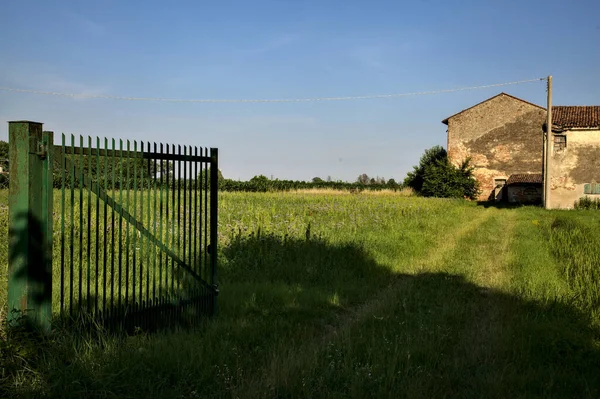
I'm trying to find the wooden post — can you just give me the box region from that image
[7,121,54,332]
[544,76,553,209]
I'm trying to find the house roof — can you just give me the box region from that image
[553,106,600,129]
[442,92,600,130]
[507,173,543,185]
[441,92,545,125]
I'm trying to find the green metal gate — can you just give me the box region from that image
[7,121,219,332]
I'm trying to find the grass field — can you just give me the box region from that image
[2,189,600,398]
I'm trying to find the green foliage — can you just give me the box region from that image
[0,141,8,189]
[404,146,448,192]
[574,196,600,210]
[197,167,224,189]
[52,155,163,190]
[405,146,480,200]
[0,174,7,190]
[0,140,8,163]
[219,175,399,193]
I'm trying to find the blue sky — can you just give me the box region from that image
[1,0,599,181]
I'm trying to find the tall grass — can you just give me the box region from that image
[1,190,600,398]
[549,213,600,323]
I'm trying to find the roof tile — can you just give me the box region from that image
[553,106,600,129]
[507,174,543,185]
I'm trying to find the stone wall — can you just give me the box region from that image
[507,185,543,204]
[446,94,546,200]
[549,129,600,209]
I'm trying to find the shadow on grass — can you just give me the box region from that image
[476,200,540,209]
[3,230,600,398]
[263,271,600,399]
[219,229,395,319]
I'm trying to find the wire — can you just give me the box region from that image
[0,77,546,104]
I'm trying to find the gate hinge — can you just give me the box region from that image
[33,143,48,159]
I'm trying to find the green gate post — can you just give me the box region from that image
[7,121,54,333]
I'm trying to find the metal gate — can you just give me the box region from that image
[7,121,218,332]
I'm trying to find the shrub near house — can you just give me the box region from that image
[404,146,480,200]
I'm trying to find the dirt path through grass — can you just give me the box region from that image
[234,207,498,397]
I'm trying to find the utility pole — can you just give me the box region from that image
[544,76,553,209]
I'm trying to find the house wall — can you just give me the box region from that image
[549,129,600,209]
[507,185,543,204]
[446,95,546,200]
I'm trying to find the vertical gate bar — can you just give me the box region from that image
[118,139,123,313]
[172,145,183,298]
[188,147,194,300]
[139,142,144,306]
[146,145,152,305]
[95,137,100,315]
[80,136,92,313]
[182,146,187,292]
[103,138,109,317]
[188,148,193,270]
[193,147,198,277]
[69,134,75,316]
[110,138,116,313]
[125,140,131,308]
[152,142,157,300]
[162,143,167,300]
[204,148,208,283]
[41,130,54,330]
[172,144,176,300]
[132,140,138,308]
[60,134,66,315]
[199,148,204,281]
[210,148,218,314]
[86,136,92,314]
[78,135,84,313]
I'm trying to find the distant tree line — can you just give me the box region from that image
[216,174,402,193]
[1,139,480,200]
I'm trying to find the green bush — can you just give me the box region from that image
[574,197,600,210]
[404,146,479,200]
[0,173,7,190]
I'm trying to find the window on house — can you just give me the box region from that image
[584,183,600,195]
[554,135,566,152]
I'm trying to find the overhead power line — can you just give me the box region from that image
[0,77,546,104]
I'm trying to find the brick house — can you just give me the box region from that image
[442,93,545,202]
[442,93,600,208]
[548,106,600,208]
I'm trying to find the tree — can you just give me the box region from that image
[386,178,399,189]
[197,167,224,189]
[312,177,324,183]
[404,146,448,192]
[249,175,270,192]
[404,146,479,200]
[0,140,8,171]
[357,174,370,184]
